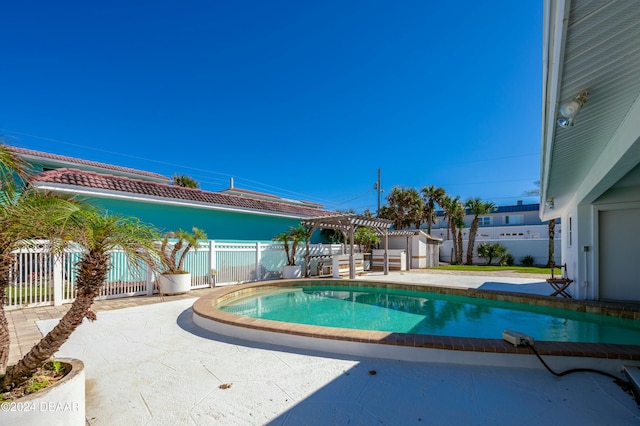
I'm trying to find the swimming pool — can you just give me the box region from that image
[218,285,640,345]
[192,280,640,371]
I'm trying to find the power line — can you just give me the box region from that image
[1,128,541,209]
[1,128,337,204]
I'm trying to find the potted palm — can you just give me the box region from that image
[273,225,308,279]
[158,227,207,294]
[0,145,164,423]
[354,226,380,270]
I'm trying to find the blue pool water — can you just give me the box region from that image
[219,285,640,345]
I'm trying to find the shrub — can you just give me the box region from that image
[521,255,535,267]
[477,242,507,265]
[500,253,514,266]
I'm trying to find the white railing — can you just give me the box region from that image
[5,241,348,310]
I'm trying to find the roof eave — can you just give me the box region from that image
[20,153,170,184]
[32,182,315,220]
[540,0,571,221]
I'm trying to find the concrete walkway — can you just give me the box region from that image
[8,271,640,425]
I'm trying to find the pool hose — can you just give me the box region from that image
[524,341,627,382]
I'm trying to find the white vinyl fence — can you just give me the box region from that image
[5,241,346,310]
[439,238,561,266]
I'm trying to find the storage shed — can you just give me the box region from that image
[373,230,441,271]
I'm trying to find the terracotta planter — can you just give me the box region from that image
[4,358,85,425]
[157,273,191,294]
[282,265,302,279]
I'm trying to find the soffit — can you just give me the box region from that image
[543,0,640,215]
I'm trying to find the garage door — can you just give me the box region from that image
[599,208,640,302]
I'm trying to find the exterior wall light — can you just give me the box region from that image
[557,89,590,128]
[545,198,555,209]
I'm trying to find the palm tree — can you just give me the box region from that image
[0,145,90,374]
[354,226,380,254]
[173,174,199,189]
[477,242,507,266]
[421,185,445,235]
[2,210,162,391]
[464,198,496,265]
[160,227,207,273]
[382,187,423,230]
[273,225,309,266]
[452,203,465,264]
[440,196,464,263]
[407,188,424,229]
[0,145,25,372]
[439,195,453,240]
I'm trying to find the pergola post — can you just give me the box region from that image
[384,228,389,275]
[304,224,316,278]
[349,224,355,279]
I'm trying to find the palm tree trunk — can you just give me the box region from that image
[456,229,463,264]
[547,220,556,268]
[0,252,14,373]
[466,218,479,265]
[2,250,108,392]
[450,222,458,263]
[0,286,9,374]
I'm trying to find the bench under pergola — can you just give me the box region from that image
[300,214,393,279]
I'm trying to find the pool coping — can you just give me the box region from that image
[192,279,640,362]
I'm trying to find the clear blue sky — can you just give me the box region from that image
[1,1,543,212]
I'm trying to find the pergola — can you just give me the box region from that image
[300,214,393,279]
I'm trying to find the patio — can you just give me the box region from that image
[7,271,640,424]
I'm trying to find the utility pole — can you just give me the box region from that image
[374,168,382,217]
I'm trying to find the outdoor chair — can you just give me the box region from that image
[546,263,573,298]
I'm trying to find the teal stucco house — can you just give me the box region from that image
[12,146,332,242]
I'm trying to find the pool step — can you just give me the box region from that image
[623,366,640,401]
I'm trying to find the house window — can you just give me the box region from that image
[479,216,491,226]
[504,215,523,225]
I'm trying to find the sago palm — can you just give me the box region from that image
[2,210,161,391]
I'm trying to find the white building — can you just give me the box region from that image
[540,1,640,301]
[430,202,561,265]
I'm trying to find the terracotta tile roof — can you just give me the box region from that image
[32,168,336,218]
[8,146,169,181]
[218,187,324,209]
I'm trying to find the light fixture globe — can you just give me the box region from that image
[556,89,590,129]
[559,100,581,118]
[557,117,574,128]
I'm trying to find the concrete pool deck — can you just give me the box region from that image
[8,271,640,424]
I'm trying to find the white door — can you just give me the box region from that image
[599,208,640,301]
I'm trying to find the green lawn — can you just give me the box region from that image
[432,264,561,275]
[7,282,76,305]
